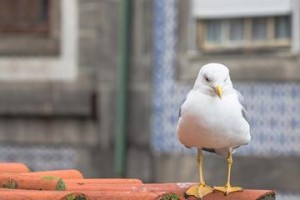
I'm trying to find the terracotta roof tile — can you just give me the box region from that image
[0,163,275,200]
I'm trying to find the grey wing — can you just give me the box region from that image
[178,96,187,118]
[178,98,191,149]
[179,108,182,118]
[178,90,195,118]
[235,89,249,123]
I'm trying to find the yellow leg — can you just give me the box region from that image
[214,151,243,195]
[185,149,213,199]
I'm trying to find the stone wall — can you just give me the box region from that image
[69,0,154,179]
[0,0,154,180]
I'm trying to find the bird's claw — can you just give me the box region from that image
[213,185,243,195]
[185,184,213,199]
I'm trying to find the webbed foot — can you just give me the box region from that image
[185,184,213,199]
[213,185,243,195]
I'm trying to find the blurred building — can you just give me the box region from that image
[0,0,154,179]
[0,0,299,199]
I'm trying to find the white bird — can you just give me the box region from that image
[177,63,251,199]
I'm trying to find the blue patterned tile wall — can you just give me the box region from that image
[0,145,76,170]
[152,0,300,156]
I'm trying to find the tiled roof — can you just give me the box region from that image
[0,163,275,199]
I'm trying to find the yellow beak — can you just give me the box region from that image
[214,85,223,98]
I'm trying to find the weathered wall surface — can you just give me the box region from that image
[0,0,154,180]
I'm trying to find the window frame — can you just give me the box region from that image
[0,0,59,56]
[198,16,291,53]
[176,0,300,82]
[185,0,300,56]
[0,0,78,81]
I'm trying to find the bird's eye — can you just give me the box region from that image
[224,77,228,82]
[204,75,210,82]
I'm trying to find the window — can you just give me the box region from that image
[0,0,77,81]
[0,0,59,56]
[198,16,291,52]
[0,0,50,34]
[177,0,300,81]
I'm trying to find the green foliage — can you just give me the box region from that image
[2,179,17,189]
[65,194,76,200]
[159,193,180,200]
[42,176,66,191]
[42,176,58,180]
[56,178,66,191]
[259,194,276,200]
[64,193,87,200]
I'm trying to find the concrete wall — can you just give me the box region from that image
[85,0,154,180]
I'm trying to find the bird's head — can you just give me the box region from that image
[194,63,233,99]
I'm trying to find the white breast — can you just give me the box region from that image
[177,91,250,149]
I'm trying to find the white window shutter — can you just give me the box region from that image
[192,0,292,19]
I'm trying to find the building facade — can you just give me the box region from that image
[0,0,153,180]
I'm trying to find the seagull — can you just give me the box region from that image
[177,63,251,199]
